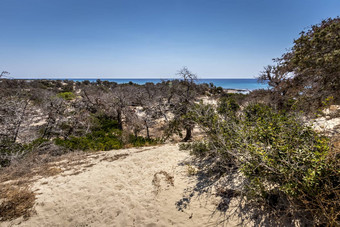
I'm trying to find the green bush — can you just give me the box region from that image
[54,133,160,151]
[55,134,122,151]
[54,116,123,151]
[189,102,339,225]
[57,92,76,101]
[241,104,339,225]
[0,139,23,167]
[178,143,192,151]
[54,116,160,151]
[178,141,211,157]
[217,96,240,116]
[258,17,340,112]
[92,115,120,133]
[241,104,331,194]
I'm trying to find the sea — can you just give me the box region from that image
[62,78,267,90]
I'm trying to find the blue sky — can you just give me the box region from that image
[1,0,339,78]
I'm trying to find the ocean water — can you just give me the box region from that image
[67,78,267,90]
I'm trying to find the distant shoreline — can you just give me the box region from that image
[11,78,267,90]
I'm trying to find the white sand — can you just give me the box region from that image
[2,145,242,227]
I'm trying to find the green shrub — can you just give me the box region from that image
[57,92,76,101]
[0,139,23,167]
[189,102,339,225]
[128,135,160,147]
[241,104,330,192]
[54,134,122,151]
[178,143,192,151]
[241,104,339,225]
[54,115,159,151]
[54,116,123,151]
[217,96,240,116]
[178,141,210,156]
[92,115,120,133]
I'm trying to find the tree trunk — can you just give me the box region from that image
[13,100,29,143]
[117,109,123,130]
[183,127,192,142]
[146,124,150,139]
[167,94,173,104]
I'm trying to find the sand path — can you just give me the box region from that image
[3,144,240,227]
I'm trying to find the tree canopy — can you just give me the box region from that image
[259,17,340,110]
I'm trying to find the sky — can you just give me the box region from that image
[0,0,339,79]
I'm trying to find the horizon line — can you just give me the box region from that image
[11,77,257,80]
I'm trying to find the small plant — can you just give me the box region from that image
[186,164,197,176]
[189,141,210,157]
[178,143,192,150]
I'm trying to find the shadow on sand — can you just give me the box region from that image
[175,156,311,227]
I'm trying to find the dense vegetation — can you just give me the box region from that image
[183,98,339,225]
[0,69,211,167]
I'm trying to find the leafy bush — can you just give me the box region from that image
[189,102,339,225]
[217,96,240,117]
[240,104,339,224]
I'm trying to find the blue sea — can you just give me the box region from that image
[66,78,267,90]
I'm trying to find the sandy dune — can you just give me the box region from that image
[2,144,241,227]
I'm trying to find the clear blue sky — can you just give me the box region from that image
[1,0,339,78]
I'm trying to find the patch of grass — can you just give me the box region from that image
[128,135,160,147]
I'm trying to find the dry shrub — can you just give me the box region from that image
[0,184,35,221]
